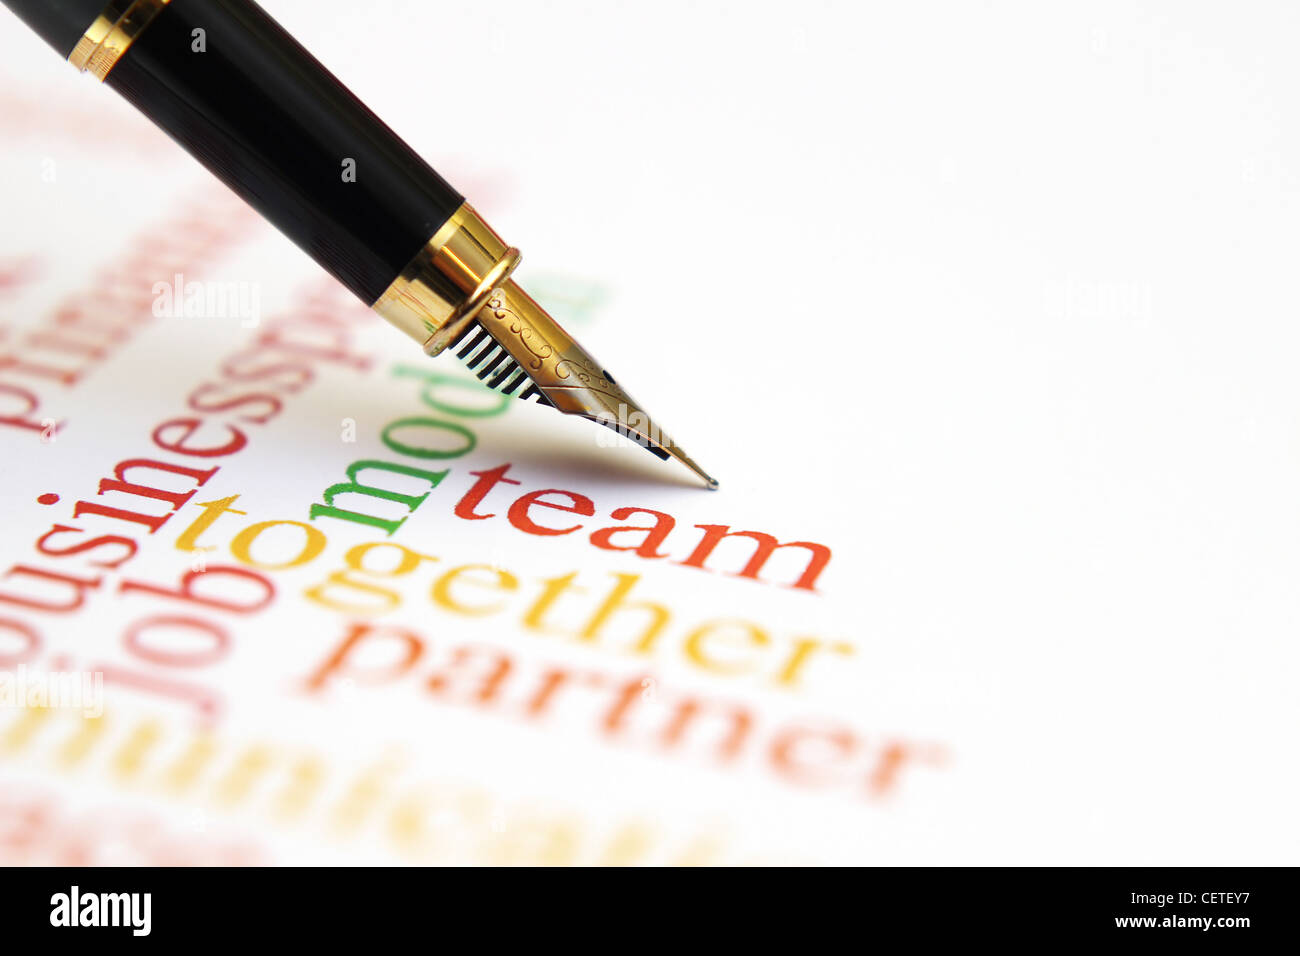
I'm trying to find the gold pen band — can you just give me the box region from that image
[373,203,522,356]
[69,0,172,81]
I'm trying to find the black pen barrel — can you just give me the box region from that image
[2,0,106,56]
[4,0,464,305]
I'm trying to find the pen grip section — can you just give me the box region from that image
[104,0,463,304]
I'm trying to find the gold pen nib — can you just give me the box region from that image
[440,278,718,489]
[373,204,715,487]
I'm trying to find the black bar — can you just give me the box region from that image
[0,866,1292,943]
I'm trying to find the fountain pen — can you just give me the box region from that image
[1,0,717,487]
